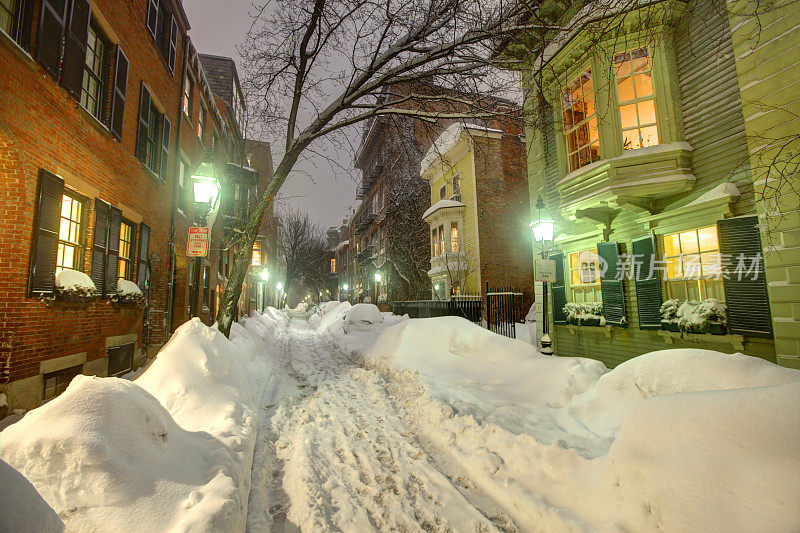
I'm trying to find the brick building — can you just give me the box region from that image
[0,0,273,411]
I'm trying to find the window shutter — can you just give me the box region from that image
[109,47,128,139]
[137,223,150,290]
[718,216,773,337]
[90,199,109,294]
[632,235,662,329]
[105,206,121,295]
[146,0,158,38]
[168,17,178,73]
[135,83,151,161]
[36,0,69,78]
[597,241,627,327]
[550,252,568,325]
[127,222,137,280]
[160,115,171,179]
[60,0,91,99]
[29,170,64,295]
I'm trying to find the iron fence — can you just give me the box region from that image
[389,293,482,323]
[486,284,524,338]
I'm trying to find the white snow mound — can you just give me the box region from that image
[116,279,142,296]
[55,268,96,292]
[342,303,384,334]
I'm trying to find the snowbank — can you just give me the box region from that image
[1,459,64,532]
[360,317,800,532]
[55,268,96,293]
[342,303,383,334]
[0,318,272,532]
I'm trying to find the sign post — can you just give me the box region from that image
[187,227,210,257]
[534,258,556,283]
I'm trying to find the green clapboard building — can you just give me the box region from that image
[519,0,799,368]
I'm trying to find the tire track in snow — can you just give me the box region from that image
[248,319,515,532]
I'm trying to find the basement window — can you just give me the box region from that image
[107,343,134,377]
[42,364,83,402]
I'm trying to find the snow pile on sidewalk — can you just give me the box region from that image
[314,302,407,355]
[0,318,273,532]
[363,317,800,532]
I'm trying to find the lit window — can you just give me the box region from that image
[331,258,336,273]
[432,228,438,257]
[118,220,135,281]
[56,192,85,273]
[438,225,445,256]
[662,226,723,301]
[562,70,600,172]
[183,73,193,116]
[251,241,262,266]
[450,222,459,253]
[615,47,659,150]
[81,23,108,121]
[569,249,601,302]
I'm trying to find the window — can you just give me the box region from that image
[144,105,160,171]
[183,72,193,116]
[43,364,83,402]
[80,22,108,121]
[562,70,599,172]
[331,258,336,273]
[107,343,134,376]
[178,160,186,214]
[146,0,177,72]
[569,249,601,302]
[1,0,29,47]
[438,224,445,256]
[662,226,723,301]
[56,191,86,273]
[198,104,206,139]
[251,241,262,266]
[452,174,461,201]
[439,185,447,200]
[431,227,438,257]
[202,265,210,309]
[118,220,135,281]
[450,222,459,253]
[615,47,659,150]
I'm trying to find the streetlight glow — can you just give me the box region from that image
[260,269,269,281]
[343,283,349,291]
[277,282,283,291]
[190,161,221,208]
[374,272,382,283]
[530,195,555,243]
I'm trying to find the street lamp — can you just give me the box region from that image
[530,196,555,355]
[190,159,221,225]
[260,269,269,281]
[373,271,382,305]
[342,283,349,291]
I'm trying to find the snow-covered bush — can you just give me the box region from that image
[54,269,97,300]
[659,298,680,322]
[674,299,728,334]
[113,279,144,305]
[563,302,604,326]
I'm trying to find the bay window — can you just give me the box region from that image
[615,47,659,150]
[562,69,599,172]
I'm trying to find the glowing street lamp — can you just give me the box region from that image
[260,269,269,281]
[276,282,283,292]
[529,196,555,244]
[342,283,349,291]
[190,159,221,224]
[374,271,382,283]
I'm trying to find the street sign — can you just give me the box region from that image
[535,258,557,283]
[187,227,210,257]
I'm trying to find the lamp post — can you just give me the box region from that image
[530,196,555,355]
[373,271,381,305]
[276,281,283,308]
[190,160,221,227]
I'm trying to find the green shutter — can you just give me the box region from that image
[110,48,128,140]
[718,217,773,337]
[597,241,627,327]
[35,0,68,78]
[550,252,567,325]
[135,83,151,162]
[29,170,64,295]
[136,223,150,290]
[105,206,122,296]
[632,235,662,329]
[90,199,109,294]
[60,0,91,99]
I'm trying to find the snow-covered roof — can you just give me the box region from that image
[420,123,503,176]
[334,240,350,252]
[686,183,740,207]
[422,199,466,220]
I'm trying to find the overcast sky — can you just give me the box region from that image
[183,0,359,230]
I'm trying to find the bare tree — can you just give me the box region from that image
[212,0,542,336]
[278,209,329,302]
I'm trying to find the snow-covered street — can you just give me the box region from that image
[2,302,799,532]
[246,318,514,532]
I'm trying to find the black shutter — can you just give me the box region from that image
[105,206,121,295]
[632,235,663,330]
[168,17,178,73]
[29,170,64,295]
[137,223,150,290]
[598,241,627,327]
[60,0,91,99]
[160,115,171,179]
[146,0,158,38]
[135,83,151,161]
[718,217,773,337]
[127,222,137,280]
[36,0,69,78]
[90,199,109,294]
[550,252,568,325]
[110,48,128,139]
